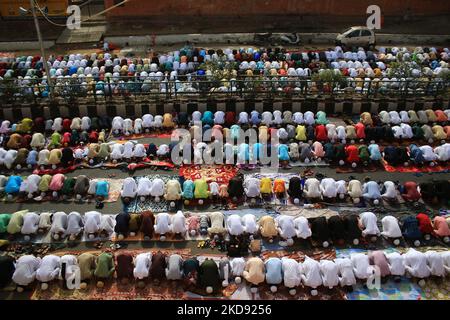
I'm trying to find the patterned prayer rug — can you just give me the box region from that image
[179,165,238,184]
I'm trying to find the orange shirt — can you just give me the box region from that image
[273,179,286,194]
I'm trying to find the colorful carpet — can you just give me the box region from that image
[179,165,239,184]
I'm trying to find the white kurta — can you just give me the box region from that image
[320,178,337,198]
[281,257,301,288]
[21,212,40,235]
[100,215,115,235]
[154,212,171,235]
[150,178,165,197]
[294,217,312,239]
[351,253,373,279]
[50,212,68,235]
[335,258,356,286]
[36,255,61,282]
[385,252,405,276]
[242,214,258,234]
[121,177,137,198]
[382,181,397,199]
[171,211,186,234]
[425,251,445,277]
[244,177,260,198]
[227,214,244,236]
[381,216,402,238]
[304,178,321,198]
[84,211,101,234]
[66,212,84,236]
[320,260,339,288]
[404,248,431,278]
[360,212,380,236]
[276,215,296,239]
[300,256,322,288]
[134,252,152,279]
[137,178,152,196]
[231,258,246,276]
[12,255,41,286]
[20,175,41,194]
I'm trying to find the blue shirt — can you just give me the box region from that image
[368,144,382,161]
[201,111,214,126]
[26,150,38,165]
[252,143,263,161]
[183,180,195,199]
[5,176,22,194]
[363,181,381,199]
[238,143,250,161]
[95,180,109,197]
[250,111,261,125]
[230,125,241,140]
[278,144,290,161]
[265,258,283,285]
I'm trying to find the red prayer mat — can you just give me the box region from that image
[179,165,239,184]
[382,160,450,173]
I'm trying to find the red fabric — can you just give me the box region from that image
[127,161,174,171]
[179,164,238,185]
[62,118,72,132]
[444,126,450,139]
[21,134,32,148]
[402,181,421,201]
[416,213,434,235]
[355,122,366,139]
[62,132,71,145]
[225,112,236,127]
[89,131,99,143]
[315,124,328,141]
[383,160,450,173]
[345,145,360,163]
[435,110,448,122]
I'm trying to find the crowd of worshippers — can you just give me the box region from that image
[1,170,449,207]
[0,45,449,97]
[2,207,450,249]
[1,247,450,295]
[1,109,450,170]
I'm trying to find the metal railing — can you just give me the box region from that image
[0,76,449,105]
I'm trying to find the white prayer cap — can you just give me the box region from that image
[105,59,113,67]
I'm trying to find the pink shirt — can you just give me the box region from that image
[49,174,65,191]
[368,250,390,277]
[433,216,450,237]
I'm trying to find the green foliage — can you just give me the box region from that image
[388,62,413,78]
[311,69,346,86]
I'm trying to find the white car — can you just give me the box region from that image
[336,26,376,49]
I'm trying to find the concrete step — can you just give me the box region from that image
[56,25,106,44]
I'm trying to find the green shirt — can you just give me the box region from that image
[0,214,12,233]
[7,210,28,234]
[94,253,115,279]
[194,179,209,199]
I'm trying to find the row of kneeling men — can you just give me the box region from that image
[2,248,450,295]
[2,210,449,246]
